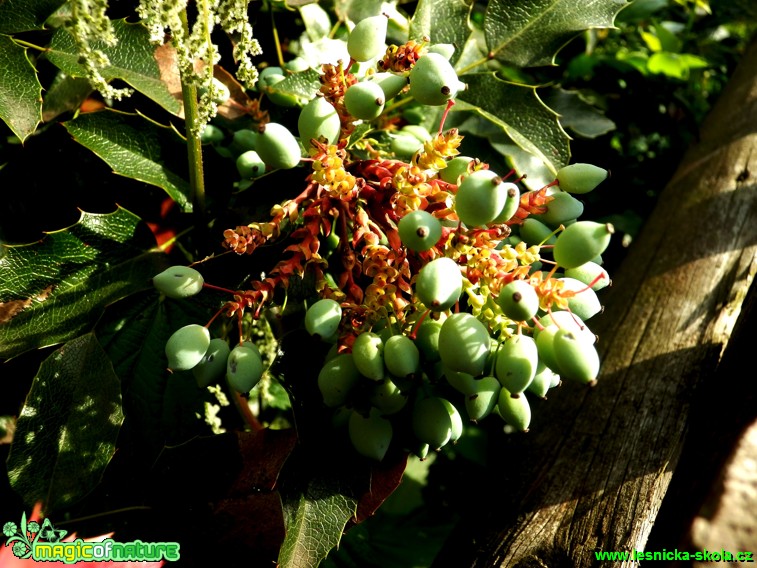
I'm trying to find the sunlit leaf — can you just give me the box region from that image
[0,37,42,141]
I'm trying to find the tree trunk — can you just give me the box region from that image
[432,37,757,568]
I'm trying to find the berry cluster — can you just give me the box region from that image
[156,16,614,461]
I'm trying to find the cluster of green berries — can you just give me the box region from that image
[167,15,615,461]
[153,266,265,393]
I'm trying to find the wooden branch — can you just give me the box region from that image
[433,37,757,568]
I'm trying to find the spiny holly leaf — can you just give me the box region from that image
[0,36,42,141]
[262,68,322,104]
[42,72,93,123]
[0,207,166,359]
[46,19,182,116]
[0,0,66,33]
[6,333,124,514]
[279,476,358,568]
[484,0,628,67]
[456,72,570,173]
[409,0,472,65]
[63,110,192,212]
[543,88,617,139]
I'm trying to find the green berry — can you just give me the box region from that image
[347,15,388,62]
[408,52,466,106]
[455,170,510,228]
[497,279,539,322]
[165,324,211,371]
[236,150,266,179]
[344,81,386,121]
[552,328,600,385]
[465,376,501,422]
[226,343,265,393]
[352,331,385,381]
[365,72,407,100]
[304,298,342,341]
[556,163,609,194]
[193,338,231,387]
[553,221,614,269]
[438,312,491,377]
[318,353,360,407]
[440,156,475,184]
[255,122,302,170]
[153,265,204,299]
[349,407,393,461]
[383,334,420,379]
[497,386,531,431]
[494,335,539,396]
[298,97,342,147]
[535,191,584,226]
[415,257,462,311]
[398,210,442,252]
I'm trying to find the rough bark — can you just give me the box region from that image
[432,37,757,568]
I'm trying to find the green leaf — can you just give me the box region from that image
[456,72,570,173]
[0,207,166,359]
[409,0,472,64]
[0,0,66,33]
[279,476,358,568]
[646,51,689,79]
[0,37,42,141]
[62,110,192,211]
[543,88,616,139]
[6,333,124,513]
[46,19,182,116]
[484,0,628,67]
[41,71,93,123]
[264,68,322,103]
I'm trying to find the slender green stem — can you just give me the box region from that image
[178,11,207,226]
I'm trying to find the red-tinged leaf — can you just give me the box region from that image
[353,451,410,525]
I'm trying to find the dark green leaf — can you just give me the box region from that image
[279,476,358,568]
[47,19,182,115]
[409,0,472,64]
[0,207,166,359]
[0,0,66,33]
[484,0,628,67]
[0,37,42,141]
[62,110,192,211]
[6,333,124,513]
[543,88,616,139]
[41,72,93,123]
[456,72,570,172]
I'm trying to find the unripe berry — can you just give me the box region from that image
[553,221,614,269]
[415,257,463,311]
[344,81,385,121]
[236,150,266,179]
[153,265,204,299]
[491,183,521,224]
[519,217,557,246]
[255,122,302,170]
[165,324,211,371]
[413,317,443,362]
[369,379,408,415]
[318,353,360,407]
[304,298,342,341]
[412,396,458,450]
[552,329,600,385]
[494,335,539,396]
[455,170,510,228]
[390,132,424,159]
[497,386,531,431]
[465,375,501,422]
[298,97,341,147]
[564,261,611,291]
[352,331,385,381]
[535,191,584,226]
[349,407,393,461]
[398,210,442,252]
[408,53,466,106]
[556,163,608,194]
[557,277,602,321]
[438,312,491,377]
[226,343,265,393]
[440,156,475,184]
[497,279,539,322]
[193,338,231,387]
[347,15,388,62]
[383,334,420,379]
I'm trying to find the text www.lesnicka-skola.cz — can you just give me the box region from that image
[594,549,754,562]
